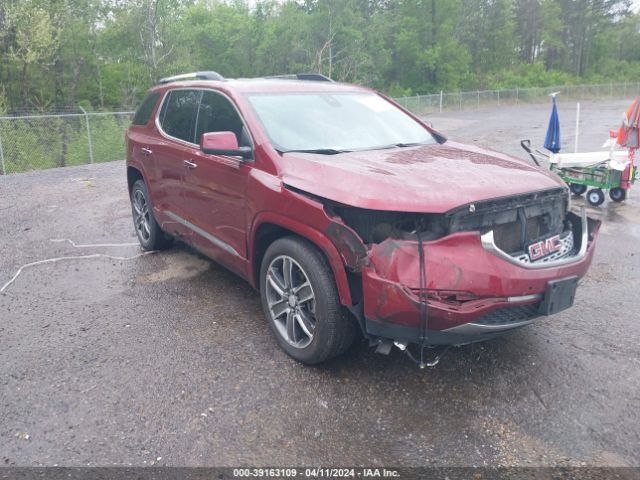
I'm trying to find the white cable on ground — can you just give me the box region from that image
[50,238,140,248]
[1,251,155,293]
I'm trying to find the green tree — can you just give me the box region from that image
[3,0,60,106]
[0,0,639,111]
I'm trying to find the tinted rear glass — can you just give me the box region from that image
[158,90,200,142]
[132,92,160,126]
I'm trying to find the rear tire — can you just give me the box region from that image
[130,180,173,251]
[569,183,587,195]
[609,187,627,202]
[259,236,356,364]
[586,188,605,206]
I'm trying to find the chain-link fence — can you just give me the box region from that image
[1,82,640,175]
[394,82,640,116]
[0,110,134,175]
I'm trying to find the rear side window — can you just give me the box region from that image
[132,92,160,126]
[158,90,201,143]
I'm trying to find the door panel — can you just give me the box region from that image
[147,138,194,237]
[185,151,250,260]
[181,90,251,268]
[149,89,200,237]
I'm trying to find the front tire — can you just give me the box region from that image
[259,236,356,364]
[130,180,173,251]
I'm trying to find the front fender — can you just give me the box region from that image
[249,211,354,306]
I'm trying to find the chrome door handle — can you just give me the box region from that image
[183,159,198,169]
[141,147,153,155]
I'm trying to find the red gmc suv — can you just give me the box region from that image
[126,71,600,364]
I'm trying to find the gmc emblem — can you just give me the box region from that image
[528,234,562,261]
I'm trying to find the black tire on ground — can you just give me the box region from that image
[130,180,173,251]
[569,183,587,195]
[259,236,356,364]
[586,188,605,207]
[609,187,627,202]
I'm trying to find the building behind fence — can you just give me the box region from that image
[1,82,639,175]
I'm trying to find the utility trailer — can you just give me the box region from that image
[521,136,637,206]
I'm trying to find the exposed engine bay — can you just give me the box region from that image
[325,187,570,257]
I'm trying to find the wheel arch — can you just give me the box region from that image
[127,165,145,194]
[250,215,354,306]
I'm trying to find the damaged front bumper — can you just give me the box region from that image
[362,208,601,345]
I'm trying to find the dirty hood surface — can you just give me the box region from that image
[279,141,564,213]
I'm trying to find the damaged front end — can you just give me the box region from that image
[322,187,601,347]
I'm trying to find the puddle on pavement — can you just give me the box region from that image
[601,201,640,235]
[571,195,640,237]
[134,251,210,284]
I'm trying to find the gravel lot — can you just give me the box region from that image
[1,100,638,468]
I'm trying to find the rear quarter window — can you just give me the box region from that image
[132,92,160,126]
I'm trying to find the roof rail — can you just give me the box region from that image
[158,71,224,84]
[264,73,334,82]
[296,73,334,82]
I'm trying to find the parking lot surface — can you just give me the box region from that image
[1,100,638,467]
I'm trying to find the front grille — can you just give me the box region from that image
[492,216,554,254]
[448,188,568,254]
[514,231,574,264]
[474,303,541,326]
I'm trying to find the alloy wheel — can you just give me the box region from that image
[132,189,151,242]
[265,255,316,348]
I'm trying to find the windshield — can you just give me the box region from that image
[246,92,435,152]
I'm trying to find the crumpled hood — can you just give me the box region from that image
[279,140,564,213]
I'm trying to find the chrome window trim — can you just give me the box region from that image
[480,206,589,270]
[155,87,254,153]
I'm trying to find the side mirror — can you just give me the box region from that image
[200,131,252,159]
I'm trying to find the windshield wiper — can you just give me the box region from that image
[281,143,425,155]
[368,142,427,151]
[281,148,350,155]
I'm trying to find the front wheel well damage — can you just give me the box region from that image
[253,223,291,287]
[252,222,365,333]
